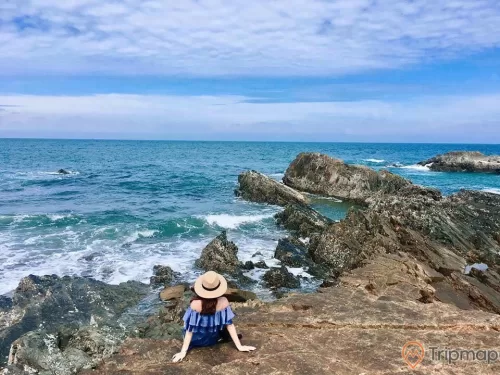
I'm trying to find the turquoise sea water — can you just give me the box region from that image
[1,139,500,296]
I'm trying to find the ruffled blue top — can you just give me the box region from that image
[182,306,235,349]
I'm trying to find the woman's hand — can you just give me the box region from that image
[238,345,256,352]
[172,351,187,363]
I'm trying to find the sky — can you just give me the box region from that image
[1,0,500,143]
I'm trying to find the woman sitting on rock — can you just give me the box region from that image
[172,271,256,362]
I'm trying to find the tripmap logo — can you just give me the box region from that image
[402,341,425,369]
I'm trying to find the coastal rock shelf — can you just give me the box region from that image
[418,151,500,173]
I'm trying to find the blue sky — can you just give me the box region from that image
[1,0,500,142]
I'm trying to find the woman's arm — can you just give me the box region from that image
[226,324,256,352]
[172,330,193,362]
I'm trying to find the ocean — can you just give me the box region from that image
[1,139,499,297]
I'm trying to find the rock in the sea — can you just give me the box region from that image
[253,261,269,269]
[274,238,309,268]
[57,169,71,175]
[241,261,255,270]
[283,152,413,204]
[224,288,258,303]
[418,151,500,173]
[275,203,332,237]
[150,265,176,286]
[235,170,308,206]
[0,275,148,367]
[262,266,300,289]
[195,231,240,274]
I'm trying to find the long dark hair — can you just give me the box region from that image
[190,287,218,315]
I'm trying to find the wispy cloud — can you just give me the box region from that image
[2,0,500,76]
[1,93,499,142]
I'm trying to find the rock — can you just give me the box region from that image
[283,152,416,204]
[241,261,255,271]
[0,296,12,311]
[159,285,186,301]
[150,265,176,286]
[418,151,500,173]
[274,238,309,268]
[83,285,500,375]
[275,203,332,237]
[235,170,308,206]
[7,325,124,375]
[253,261,269,269]
[57,169,70,175]
[195,231,240,275]
[224,288,258,303]
[0,275,148,367]
[262,266,300,289]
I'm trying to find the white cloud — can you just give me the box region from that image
[1,93,499,142]
[1,0,500,76]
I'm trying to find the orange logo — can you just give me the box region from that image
[402,341,425,369]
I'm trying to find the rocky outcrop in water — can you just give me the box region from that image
[275,203,332,237]
[57,169,70,175]
[418,151,500,173]
[195,231,240,275]
[1,275,149,371]
[283,152,417,204]
[150,265,177,286]
[235,170,308,206]
[262,266,300,289]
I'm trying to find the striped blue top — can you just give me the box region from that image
[182,306,235,348]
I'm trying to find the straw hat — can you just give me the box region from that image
[194,271,228,299]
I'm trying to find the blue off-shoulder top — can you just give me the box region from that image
[182,306,235,349]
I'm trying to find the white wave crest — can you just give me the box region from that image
[124,229,159,243]
[400,164,431,171]
[203,213,274,229]
[483,188,500,195]
[363,158,385,163]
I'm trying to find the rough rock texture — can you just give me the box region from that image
[0,275,149,367]
[262,267,300,289]
[283,152,438,204]
[82,283,500,375]
[150,265,177,286]
[275,203,332,237]
[274,238,309,268]
[419,151,500,173]
[235,170,308,206]
[309,188,500,313]
[195,231,240,275]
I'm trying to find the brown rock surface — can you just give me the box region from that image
[235,170,308,206]
[283,152,418,204]
[82,285,500,375]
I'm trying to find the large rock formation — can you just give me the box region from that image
[235,170,308,206]
[83,278,500,375]
[262,266,301,289]
[275,203,332,237]
[1,275,149,371]
[195,231,241,275]
[283,152,431,204]
[419,151,500,173]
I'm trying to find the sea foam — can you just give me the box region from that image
[363,158,385,163]
[483,188,500,195]
[203,213,274,229]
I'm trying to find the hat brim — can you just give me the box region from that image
[193,273,228,299]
